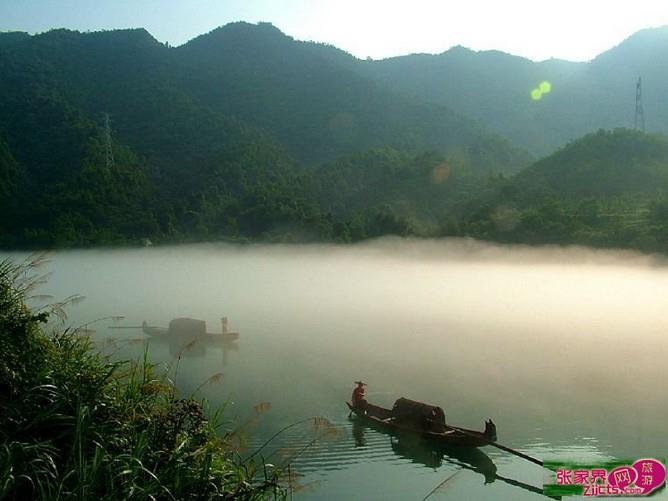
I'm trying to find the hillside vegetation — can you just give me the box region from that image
[359,27,668,155]
[2,25,668,253]
[0,24,531,247]
[461,129,668,251]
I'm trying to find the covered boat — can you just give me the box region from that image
[142,317,239,340]
[346,397,496,448]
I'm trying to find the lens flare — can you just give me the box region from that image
[530,80,552,101]
[539,81,552,93]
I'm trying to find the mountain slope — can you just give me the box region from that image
[358,27,668,156]
[5,25,668,251]
[0,31,31,48]
[2,25,531,176]
[461,129,668,251]
[514,128,668,198]
[173,22,531,172]
[0,30,325,246]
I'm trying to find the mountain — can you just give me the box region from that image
[0,28,325,245]
[513,128,668,198]
[357,27,668,156]
[3,24,668,252]
[312,148,501,239]
[0,24,532,247]
[172,22,531,172]
[0,25,530,176]
[0,31,30,48]
[0,135,20,203]
[461,129,668,251]
[0,48,158,246]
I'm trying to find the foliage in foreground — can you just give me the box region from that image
[0,257,283,500]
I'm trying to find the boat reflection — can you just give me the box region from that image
[108,316,240,364]
[352,419,496,481]
[351,419,559,499]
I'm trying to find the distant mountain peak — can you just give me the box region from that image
[223,21,283,33]
[89,28,160,45]
[0,31,31,48]
[31,27,161,50]
[182,21,291,48]
[623,25,668,43]
[447,44,473,53]
[594,25,668,64]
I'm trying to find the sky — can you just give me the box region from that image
[1,0,668,61]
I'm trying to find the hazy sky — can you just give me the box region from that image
[1,0,667,61]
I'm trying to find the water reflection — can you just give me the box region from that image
[352,419,496,478]
[351,419,561,499]
[108,316,240,364]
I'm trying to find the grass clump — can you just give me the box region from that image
[0,257,283,500]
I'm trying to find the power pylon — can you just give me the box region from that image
[103,112,115,168]
[634,77,645,132]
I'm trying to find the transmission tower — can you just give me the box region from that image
[634,77,645,132]
[103,112,115,168]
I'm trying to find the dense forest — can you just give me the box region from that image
[461,129,668,252]
[1,24,668,252]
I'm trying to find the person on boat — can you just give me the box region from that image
[351,381,367,409]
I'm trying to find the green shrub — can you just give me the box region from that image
[0,257,283,500]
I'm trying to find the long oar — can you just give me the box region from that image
[495,472,561,500]
[447,425,544,467]
[439,455,561,500]
[421,470,461,500]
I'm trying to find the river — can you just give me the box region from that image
[6,238,667,500]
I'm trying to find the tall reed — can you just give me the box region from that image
[0,256,284,500]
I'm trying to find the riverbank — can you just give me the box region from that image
[0,256,283,500]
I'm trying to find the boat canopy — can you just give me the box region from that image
[392,397,446,432]
[168,318,206,336]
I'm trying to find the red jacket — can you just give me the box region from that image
[352,386,365,404]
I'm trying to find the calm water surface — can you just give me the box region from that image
[6,239,667,500]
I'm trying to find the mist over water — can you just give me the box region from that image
[8,238,667,500]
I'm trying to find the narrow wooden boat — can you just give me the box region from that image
[142,317,239,341]
[346,399,496,449]
[349,407,556,498]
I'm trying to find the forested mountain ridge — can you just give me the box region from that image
[0,53,158,246]
[358,26,668,156]
[172,22,530,170]
[462,129,668,251]
[0,31,30,48]
[0,24,530,174]
[0,27,325,245]
[514,128,668,198]
[2,24,668,253]
[0,23,531,247]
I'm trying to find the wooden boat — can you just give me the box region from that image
[346,398,496,449]
[349,404,556,498]
[142,317,239,341]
